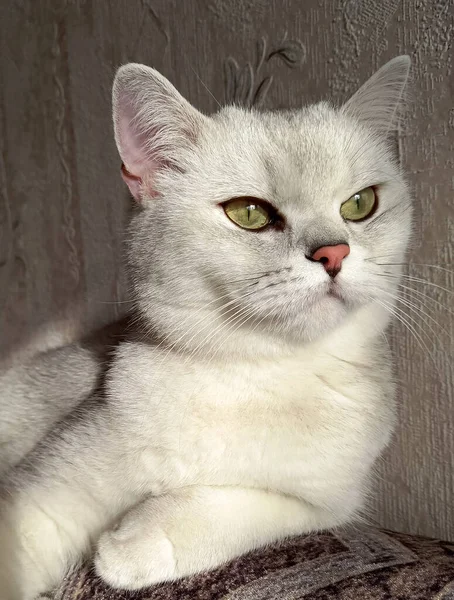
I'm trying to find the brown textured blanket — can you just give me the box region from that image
[48,526,454,599]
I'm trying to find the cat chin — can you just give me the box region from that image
[306,300,350,338]
[259,299,351,346]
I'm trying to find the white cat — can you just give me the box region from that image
[0,56,412,600]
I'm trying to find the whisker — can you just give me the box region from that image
[375,297,441,377]
[223,268,291,287]
[203,295,278,368]
[204,306,259,364]
[154,282,258,351]
[396,283,454,319]
[375,261,454,276]
[379,289,449,342]
[178,287,264,359]
[94,299,136,305]
[377,271,454,297]
[183,304,250,365]
[223,276,263,286]
[155,285,262,373]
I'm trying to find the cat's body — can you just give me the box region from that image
[0,311,393,597]
[0,57,412,599]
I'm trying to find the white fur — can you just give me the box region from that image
[0,57,411,599]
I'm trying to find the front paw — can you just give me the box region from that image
[95,525,176,590]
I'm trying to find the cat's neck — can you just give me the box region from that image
[136,302,391,363]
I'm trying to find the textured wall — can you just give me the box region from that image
[0,0,453,540]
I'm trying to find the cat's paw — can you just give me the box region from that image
[94,525,176,590]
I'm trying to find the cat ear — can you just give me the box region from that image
[342,56,411,134]
[112,63,206,200]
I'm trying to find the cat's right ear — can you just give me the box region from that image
[342,56,411,135]
[112,64,206,201]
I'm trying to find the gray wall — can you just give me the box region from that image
[1,0,453,540]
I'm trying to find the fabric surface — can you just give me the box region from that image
[50,527,454,599]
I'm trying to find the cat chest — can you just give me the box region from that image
[152,370,389,496]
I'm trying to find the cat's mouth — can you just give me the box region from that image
[325,281,345,301]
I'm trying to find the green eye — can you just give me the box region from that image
[340,187,377,221]
[224,198,272,230]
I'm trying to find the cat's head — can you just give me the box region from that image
[112,57,412,356]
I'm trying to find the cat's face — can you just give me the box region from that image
[114,59,412,353]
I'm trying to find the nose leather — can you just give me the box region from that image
[310,244,350,278]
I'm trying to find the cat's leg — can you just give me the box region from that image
[0,409,139,600]
[95,485,356,590]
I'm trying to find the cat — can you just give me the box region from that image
[0,56,412,600]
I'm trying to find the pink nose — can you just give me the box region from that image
[311,244,350,278]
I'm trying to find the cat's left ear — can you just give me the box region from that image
[112,63,207,201]
[342,56,411,134]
